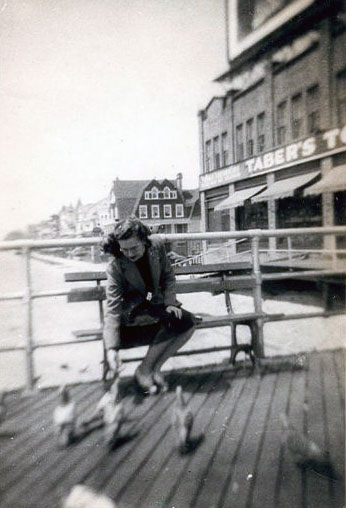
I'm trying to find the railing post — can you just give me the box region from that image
[251,235,265,358]
[287,236,293,271]
[23,247,35,392]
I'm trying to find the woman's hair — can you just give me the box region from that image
[102,216,152,257]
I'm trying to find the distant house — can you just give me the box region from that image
[76,198,114,237]
[108,173,201,256]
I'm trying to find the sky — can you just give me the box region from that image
[0,0,228,239]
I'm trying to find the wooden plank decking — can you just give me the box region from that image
[0,349,344,508]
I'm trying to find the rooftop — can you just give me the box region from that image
[0,349,344,508]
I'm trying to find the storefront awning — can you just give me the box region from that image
[304,165,346,196]
[214,185,267,211]
[252,171,320,202]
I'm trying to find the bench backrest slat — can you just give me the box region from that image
[64,262,253,283]
[67,276,256,303]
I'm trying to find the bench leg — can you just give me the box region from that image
[230,321,257,367]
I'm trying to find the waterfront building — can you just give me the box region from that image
[109,174,201,256]
[198,0,346,252]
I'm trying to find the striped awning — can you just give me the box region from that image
[252,171,320,202]
[214,185,267,210]
[304,165,346,196]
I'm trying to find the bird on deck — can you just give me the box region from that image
[172,385,194,454]
[63,484,117,508]
[279,412,340,480]
[0,391,7,424]
[53,385,76,448]
[95,379,125,446]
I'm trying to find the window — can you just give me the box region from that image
[170,190,177,199]
[164,204,172,218]
[144,191,150,200]
[175,223,187,233]
[139,205,147,219]
[291,93,303,139]
[151,187,159,199]
[151,205,160,218]
[163,186,170,199]
[176,204,184,217]
[236,124,244,161]
[337,70,346,125]
[256,113,265,153]
[213,136,220,169]
[306,85,320,134]
[205,140,211,172]
[277,100,287,145]
[246,119,254,157]
[221,132,228,166]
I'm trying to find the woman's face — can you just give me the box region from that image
[118,234,146,262]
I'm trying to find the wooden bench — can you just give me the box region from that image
[64,262,283,369]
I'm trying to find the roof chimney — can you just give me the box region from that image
[176,172,183,191]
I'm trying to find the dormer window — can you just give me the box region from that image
[151,187,159,199]
[170,190,177,199]
[144,191,150,200]
[164,186,170,198]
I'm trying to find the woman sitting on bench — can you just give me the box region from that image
[103,216,196,394]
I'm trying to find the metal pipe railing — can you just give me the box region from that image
[0,226,345,391]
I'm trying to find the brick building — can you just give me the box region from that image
[198,0,346,251]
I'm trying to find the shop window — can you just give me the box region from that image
[176,204,184,217]
[306,84,320,134]
[257,112,265,153]
[277,196,322,248]
[164,204,172,218]
[246,119,254,157]
[139,205,148,219]
[236,124,244,161]
[213,136,220,169]
[336,70,346,126]
[291,92,303,139]
[151,205,160,218]
[334,190,346,248]
[221,132,228,166]
[277,100,287,145]
[205,140,211,172]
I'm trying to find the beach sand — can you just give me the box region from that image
[0,252,344,391]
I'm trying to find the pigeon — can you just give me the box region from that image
[53,385,76,448]
[279,413,340,480]
[95,380,124,446]
[0,391,7,424]
[172,385,194,454]
[63,484,117,508]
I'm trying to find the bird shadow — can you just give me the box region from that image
[0,430,14,439]
[108,430,140,451]
[179,434,205,455]
[297,459,342,482]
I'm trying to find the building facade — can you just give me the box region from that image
[198,0,346,251]
[109,174,201,256]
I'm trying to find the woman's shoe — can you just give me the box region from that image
[134,367,158,395]
[152,371,169,393]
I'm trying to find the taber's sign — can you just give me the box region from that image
[200,124,346,191]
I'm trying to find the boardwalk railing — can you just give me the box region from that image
[0,227,345,391]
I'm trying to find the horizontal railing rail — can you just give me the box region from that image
[0,226,345,391]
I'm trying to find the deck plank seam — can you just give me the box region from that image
[245,372,279,508]
[215,377,262,508]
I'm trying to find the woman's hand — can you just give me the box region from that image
[166,305,182,319]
